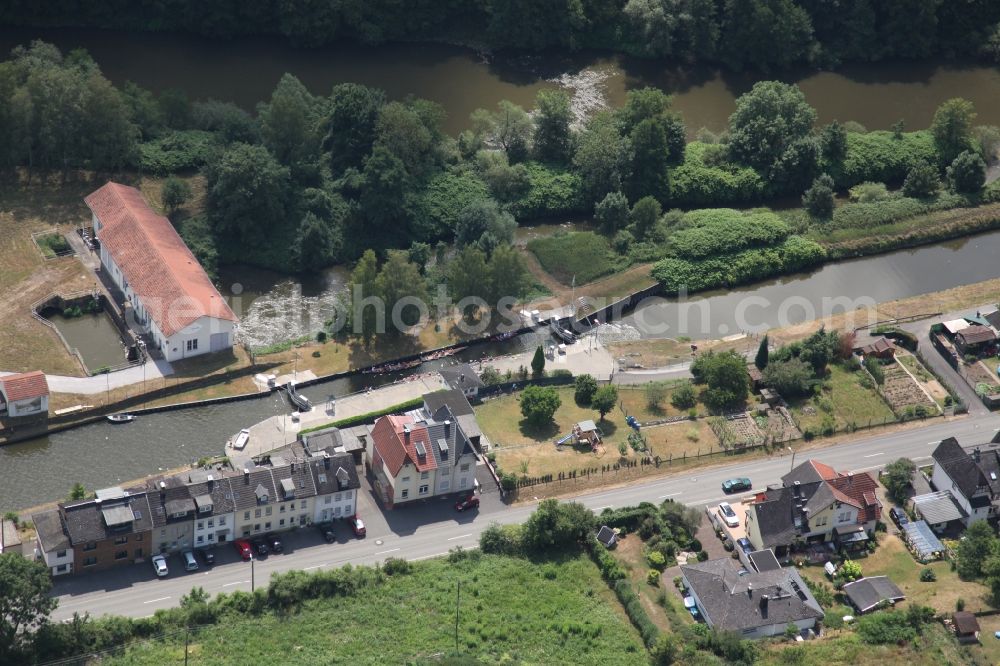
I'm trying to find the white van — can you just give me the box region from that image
[182,550,199,571]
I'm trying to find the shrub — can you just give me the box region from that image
[802,174,835,219]
[902,161,941,198]
[613,579,660,647]
[137,129,219,174]
[919,567,936,582]
[574,374,598,405]
[668,208,790,259]
[947,150,987,193]
[848,181,890,203]
[956,598,965,611]
[652,236,826,295]
[671,382,697,409]
[382,557,412,576]
[689,538,702,553]
[591,543,626,581]
[647,550,667,571]
[647,570,661,586]
[479,522,523,556]
[696,551,708,561]
[837,130,938,187]
[670,142,768,207]
[508,162,586,220]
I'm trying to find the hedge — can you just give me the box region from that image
[831,192,971,230]
[508,162,587,220]
[652,236,827,295]
[670,143,768,207]
[299,396,425,433]
[598,505,659,531]
[669,208,790,259]
[613,579,660,647]
[833,130,938,188]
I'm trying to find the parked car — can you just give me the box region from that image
[251,538,269,558]
[455,495,480,512]
[717,502,740,528]
[152,554,168,577]
[234,539,253,561]
[181,549,198,572]
[351,515,366,538]
[889,507,909,527]
[266,534,284,553]
[737,537,753,555]
[317,522,336,543]
[198,548,215,566]
[683,596,700,619]
[722,477,752,494]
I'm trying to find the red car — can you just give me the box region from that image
[350,515,366,538]
[234,539,253,561]
[455,495,480,512]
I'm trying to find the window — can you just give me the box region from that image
[115,550,128,560]
[265,507,272,516]
[254,523,260,532]
[242,528,250,537]
[197,535,204,543]
[300,515,307,525]
[419,485,429,495]
[334,507,342,516]
[186,339,198,351]
[83,556,97,567]
[265,522,271,530]
[838,512,851,523]
[160,529,166,537]
[459,478,467,488]
[815,516,827,527]
[160,542,167,551]
[255,508,261,518]
[290,502,296,510]
[207,519,214,528]
[134,548,143,558]
[56,564,68,573]
[301,500,307,509]
[56,550,67,558]
[279,519,285,527]
[401,489,409,500]
[420,471,429,480]
[334,493,342,502]
[402,476,410,483]
[325,496,332,504]
[197,522,204,530]
[280,504,286,513]
[440,480,450,491]
[460,464,470,472]
[135,533,143,541]
[345,491,352,499]
[219,516,226,525]
[83,542,97,551]
[114,536,127,545]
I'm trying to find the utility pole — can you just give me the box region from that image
[787,446,796,472]
[454,580,461,652]
[251,555,255,591]
[184,627,189,666]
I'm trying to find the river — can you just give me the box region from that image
[4,229,1000,511]
[3,28,1000,136]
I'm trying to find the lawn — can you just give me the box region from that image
[476,386,720,478]
[789,362,897,434]
[106,553,647,666]
[527,231,622,286]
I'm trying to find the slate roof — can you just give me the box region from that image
[146,476,196,525]
[983,308,1000,332]
[85,182,236,337]
[596,526,617,547]
[781,459,840,487]
[913,490,967,524]
[682,558,823,632]
[0,370,49,401]
[231,467,278,511]
[423,389,481,439]
[32,509,69,552]
[932,437,1000,500]
[62,491,154,545]
[438,364,484,391]
[183,471,236,519]
[306,452,360,495]
[843,576,905,612]
[304,427,365,455]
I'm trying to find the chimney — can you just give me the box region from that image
[974,447,982,463]
[290,461,295,472]
[760,594,769,612]
[847,471,854,485]
[244,468,250,484]
[444,419,451,438]
[793,480,801,497]
[747,582,753,598]
[324,455,331,469]
[403,425,410,446]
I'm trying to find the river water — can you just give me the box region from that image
[4,27,1000,511]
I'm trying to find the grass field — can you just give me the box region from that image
[477,386,720,478]
[107,553,647,666]
[527,231,622,286]
[789,363,897,433]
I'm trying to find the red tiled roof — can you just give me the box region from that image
[371,415,439,478]
[808,460,840,481]
[0,371,49,401]
[828,473,882,524]
[85,182,237,337]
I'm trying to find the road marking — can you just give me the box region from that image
[375,548,400,555]
[447,534,471,541]
[143,596,171,604]
[659,493,681,499]
[862,452,884,458]
[222,580,248,587]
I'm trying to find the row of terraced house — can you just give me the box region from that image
[31,440,359,576]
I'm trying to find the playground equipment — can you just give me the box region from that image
[555,434,574,447]
[626,415,640,432]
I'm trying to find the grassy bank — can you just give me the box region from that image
[106,553,646,665]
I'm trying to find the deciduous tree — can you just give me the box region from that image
[520,384,561,425]
[592,384,619,421]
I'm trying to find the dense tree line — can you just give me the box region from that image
[5,1,1000,71]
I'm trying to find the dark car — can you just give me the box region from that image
[197,548,215,566]
[267,535,284,553]
[455,495,480,512]
[722,477,752,494]
[736,537,753,555]
[317,522,336,543]
[251,538,269,558]
[889,507,909,527]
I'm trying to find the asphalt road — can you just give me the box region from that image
[50,410,1000,622]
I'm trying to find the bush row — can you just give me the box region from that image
[652,236,827,295]
[831,192,972,230]
[612,579,660,647]
[299,396,425,433]
[136,130,220,174]
[833,131,938,188]
[669,208,790,259]
[670,143,768,207]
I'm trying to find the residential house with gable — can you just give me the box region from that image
[930,436,1000,526]
[183,469,236,549]
[33,509,74,575]
[0,370,49,420]
[368,404,478,508]
[744,459,882,556]
[146,475,196,554]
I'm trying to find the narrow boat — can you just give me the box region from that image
[232,429,250,450]
[285,382,312,412]
[107,413,135,424]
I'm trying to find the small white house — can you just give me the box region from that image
[308,453,360,523]
[32,509,74,576]
[0,370,49,419]
[85,182,237,362]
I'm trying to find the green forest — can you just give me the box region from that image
[1,40,998,329]
[5,1,1000,72]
